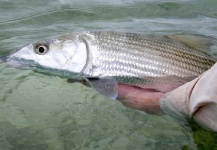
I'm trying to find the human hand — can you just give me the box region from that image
[117,62,217,132]
[117,84,164,114]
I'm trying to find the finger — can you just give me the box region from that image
[117,84,164,114]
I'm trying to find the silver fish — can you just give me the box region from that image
[5,31,217,98]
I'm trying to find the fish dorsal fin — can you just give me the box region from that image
[168,34,217,55]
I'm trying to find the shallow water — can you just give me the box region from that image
[0,0,217,149]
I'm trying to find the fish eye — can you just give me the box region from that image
[34,43,49,55]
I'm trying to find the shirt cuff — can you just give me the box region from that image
[159,77,201,118]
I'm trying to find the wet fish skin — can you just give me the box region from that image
[5,31,217,98]
[88,31,215,77]
[81,31,216,93]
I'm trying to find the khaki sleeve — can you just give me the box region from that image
[160,63,217,132]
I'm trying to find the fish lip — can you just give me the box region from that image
[6,56,35,69]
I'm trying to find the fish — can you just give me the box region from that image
[4,31,217,99]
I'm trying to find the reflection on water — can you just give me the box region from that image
[0,0,217,149]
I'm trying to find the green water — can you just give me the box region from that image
[0,0,217,149]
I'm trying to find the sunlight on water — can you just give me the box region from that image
[0,0,217,149]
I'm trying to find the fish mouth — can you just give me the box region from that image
[6,56,34,69]
[0,49,31,69]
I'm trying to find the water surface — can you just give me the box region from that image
[0,0,217,149]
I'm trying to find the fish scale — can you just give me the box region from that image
[91,31,215,78]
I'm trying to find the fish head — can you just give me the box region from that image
[6,34,88,78]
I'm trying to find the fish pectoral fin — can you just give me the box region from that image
[169,34,217,55]
[67,79,91,87]
[86,77,118,99]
